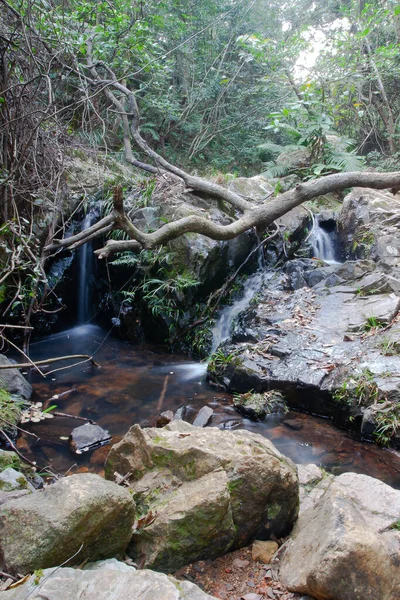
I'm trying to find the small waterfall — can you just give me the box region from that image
[309,218,338,264]
[77,207,97,324]
[211,270,264,351]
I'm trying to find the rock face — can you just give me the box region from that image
[105,420,299,572]
[208,188,400,443]
[279,472,400,600]
[1,559,217,600]
[0,355,32,399]
[0,473,136,576]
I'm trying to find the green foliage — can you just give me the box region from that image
[375,404,400,447]
[207,348,242,376]
[113,247,199,334]
[364,315,384,332]
[261,95,364,179]
[333,369,380,407]
[0,389,24,427]
[378,337,400,357]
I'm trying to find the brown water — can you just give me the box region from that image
[16,325,400,487]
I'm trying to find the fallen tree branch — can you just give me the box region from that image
[45,171,400,261]
[0,355,98,370]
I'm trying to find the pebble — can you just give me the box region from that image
[232,559,250,569]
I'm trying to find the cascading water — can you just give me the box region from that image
[309,218,338,264]
[77,207,97,324]
[211,269,265,351]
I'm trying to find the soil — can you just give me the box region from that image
[174,544,311,600]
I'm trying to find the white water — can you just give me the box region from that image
[78,209,96,324]
[211,270,265,351]
[310,219,338,264]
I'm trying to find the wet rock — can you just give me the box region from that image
[156,410,174,427]
[234,390,287,422]
[192,406,214,427]
[0,473,136,576]
[69,423,112,454]
[173,405,188,420]
[346,292,400,332]
[251,540,278,563]
[105,420,299,572]
[1,560,217,600]
[280,472,400,600]
[0,355,32,399]
[0,468,35,493]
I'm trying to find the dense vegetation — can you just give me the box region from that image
[0,0,399,337]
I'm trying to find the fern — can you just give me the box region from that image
[263,162,292,178]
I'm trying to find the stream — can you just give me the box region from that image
[16,324,400,487]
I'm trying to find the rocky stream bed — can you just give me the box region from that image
[2,178,400,600]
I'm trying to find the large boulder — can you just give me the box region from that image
[1,559,217,600]
[279,472,400,600]
[105,420,299,572]
[0,355,32,399]
[0,473,136,576]
[339,187,400,266]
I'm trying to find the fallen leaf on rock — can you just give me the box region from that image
[133,510,157,532]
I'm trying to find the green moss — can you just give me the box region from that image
[183,460,197,480]
[227,478,242,494]
[0,388,24,427]
[34,569,44,585]
[267,503,281,520]
[151,450,175,468]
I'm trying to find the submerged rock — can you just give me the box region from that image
[280,472,400,600]
[69,423,112,454]
[1,559,217,599]
[105,420,299,572]
[0,473,136,576]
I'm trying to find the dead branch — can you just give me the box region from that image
[0,355,98,370]
[45,170,400,260]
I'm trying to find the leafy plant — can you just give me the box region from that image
[333,369,380,407]
[379,337,400,356]
[260,96,364,179]
[207,348,242,376]
[375,404,400,447]
[364,316,384,332]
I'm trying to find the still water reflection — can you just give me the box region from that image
[16,325,400,487]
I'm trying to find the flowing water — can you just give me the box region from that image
[77,207,98,324]
[16,325,400,487]
[211,271,265,351]
[309,218,338,264]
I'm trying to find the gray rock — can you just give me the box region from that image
[0,355,32,399]
[228,175,273,202]
[1,561,217,599]
[276,147,311,170]
[69,423,112,454]
[105,420,299,572]
[280,472,400,600]
[0,473,136,576]
[192,406,214,427]
[0,467,35,492]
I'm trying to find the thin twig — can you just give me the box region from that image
[0,355,97,370]
[0,428,40,469]
[0,416,39,439]
[52,412,94,423]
